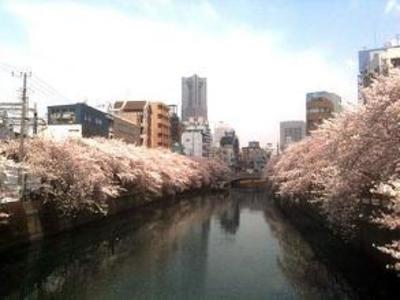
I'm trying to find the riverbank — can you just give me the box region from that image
[0,188,228,253]
[1,190,399,299]
[0,137,230,251]
[272,196,400,277]
[267,71,400,273]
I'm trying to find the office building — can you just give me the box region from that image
[306,91,342,134]
[280,121,306,151]
[181,74,207,121]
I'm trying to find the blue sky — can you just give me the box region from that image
[0,0,399,144]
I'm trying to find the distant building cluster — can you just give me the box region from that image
[43,99,173,149]
[279,91,342,152]
[7,35,399,172]
[276,38,400,153]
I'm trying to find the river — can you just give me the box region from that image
[0,189,399,299]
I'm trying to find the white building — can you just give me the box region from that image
[279,121,306,151]
[359,39,400,103]
[44,124,83,140]
[212,121,233,147]
[181,117,211,157]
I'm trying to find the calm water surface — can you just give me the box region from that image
[0,190,398,299]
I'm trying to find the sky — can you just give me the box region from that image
[0,0,400,145]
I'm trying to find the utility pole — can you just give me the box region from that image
[33,102,38,136]
[12,71,31,161]
[20,72,28,160]
[11,71,31,198]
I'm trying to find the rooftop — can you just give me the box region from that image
[113,101,147,112]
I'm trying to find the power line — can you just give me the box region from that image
[0,62,73,104]
[31,75,74,104]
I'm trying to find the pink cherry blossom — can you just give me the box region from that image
[267,70,400,269]
[0,137,230,217]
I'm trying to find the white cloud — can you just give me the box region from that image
[1,0,357,145]
[385,0,400,14]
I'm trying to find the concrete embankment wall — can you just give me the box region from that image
[0,190,215,253]
[274,197,400,274]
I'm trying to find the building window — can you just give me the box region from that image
[49,108,76,125]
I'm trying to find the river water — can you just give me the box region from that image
[0,189,399,299]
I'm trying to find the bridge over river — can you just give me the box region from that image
[226,171,266,188]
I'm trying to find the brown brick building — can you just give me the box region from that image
[112,101,171,148]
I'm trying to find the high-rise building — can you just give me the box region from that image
[306,91,342,134]
[112,100,171,148]
[358,40,400,103]
[279,121,305,151]
[181,74,207,122]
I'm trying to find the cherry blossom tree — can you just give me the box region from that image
[0,137,230,217]
[267,70,400,270]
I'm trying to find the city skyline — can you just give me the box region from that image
[1,0,400,145]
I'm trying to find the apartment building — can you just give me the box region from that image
[112,100,171,148]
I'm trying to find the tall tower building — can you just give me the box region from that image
[181,74,207,121]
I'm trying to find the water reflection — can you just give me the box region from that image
[0,190,398,299]
[218,200,240,235]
